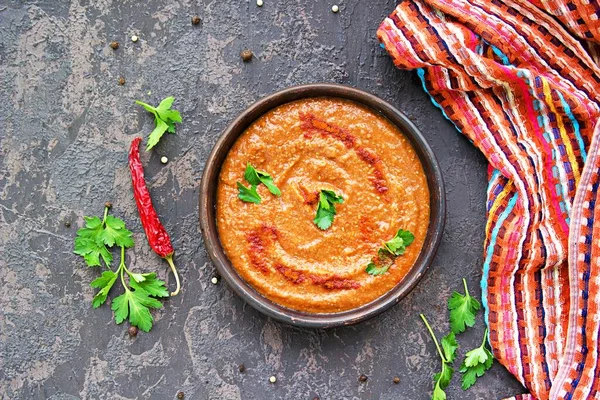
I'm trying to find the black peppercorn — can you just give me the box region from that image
[128,326,138,337]
[359,374,368,383]
[240,49,253,62]
[109,41,119,50]
[177,391,184,399]
[238,364,246,373]
[191,16,201,25]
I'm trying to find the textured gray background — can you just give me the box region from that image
[0,1,526,399]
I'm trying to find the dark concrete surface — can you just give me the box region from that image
[0,1,527,399]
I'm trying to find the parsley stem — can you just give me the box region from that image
[118,246,129,292]
[481,327,489,348]
[102,206,109,224]
[420,314,446,363]
[462,278,469,297]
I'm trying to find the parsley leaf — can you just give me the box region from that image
[459,328,494,390]
[74,236,113,267]
[313,190,343,230]
[243,163,281,197]
[441,332,458,363]
[74,209,134,267]
[432,380,448,400]
[434,362,454,391]
[366,248,395,275]
[112,288,163,333]
[366,229,415,275]
[421,315,457,400]
[90,270,118,308]
[129,272,169,298]
[314,206,335,230]
[244,164,262,186]
[384,229,415,255]
[237,182,261,204]
[135,96,182,151]
[100,215,134,248]
[448,278,481,334]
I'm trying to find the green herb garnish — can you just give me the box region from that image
[74,206,134,266]
[237,182,261,204]
[313,189,344,230]
[237,163,280,203]
[421,314,457,400]
[244,163,281,196]
[74,205,169,332]
[420,279,493,397]
[110,245,168,332]
[365,248,395,275]
[459,328,494,390]
[135,96,182,151]
[366,229,414,275]
[384,229,414,255]
[448,278,481,334]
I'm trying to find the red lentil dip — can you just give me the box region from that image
[217,98,430,313]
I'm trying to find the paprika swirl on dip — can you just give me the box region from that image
[216,97,430,314]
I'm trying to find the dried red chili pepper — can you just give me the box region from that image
[128,137,180,296]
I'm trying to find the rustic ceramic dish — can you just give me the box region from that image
[199,83,445,328]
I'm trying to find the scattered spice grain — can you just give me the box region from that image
[128,326,138,337]
[240,49,253,62]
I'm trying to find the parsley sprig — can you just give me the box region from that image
[244,163,281,196]
[448,278,481,334]
[237,163,281,204]
[313,189,344,230]
[74,205,169,332]
[366,229,414,275]
[135,96,182,151]
[420,315,457,400]
[460,328,493,390]
[421,279,494,398]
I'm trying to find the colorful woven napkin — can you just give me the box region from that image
[378,1,600,399]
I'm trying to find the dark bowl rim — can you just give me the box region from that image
[199,83,446,328]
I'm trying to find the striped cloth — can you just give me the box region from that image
[377,1,600,399]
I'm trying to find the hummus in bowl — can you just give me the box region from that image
[200,84,444,327]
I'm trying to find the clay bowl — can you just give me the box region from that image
[199,83,445,328]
